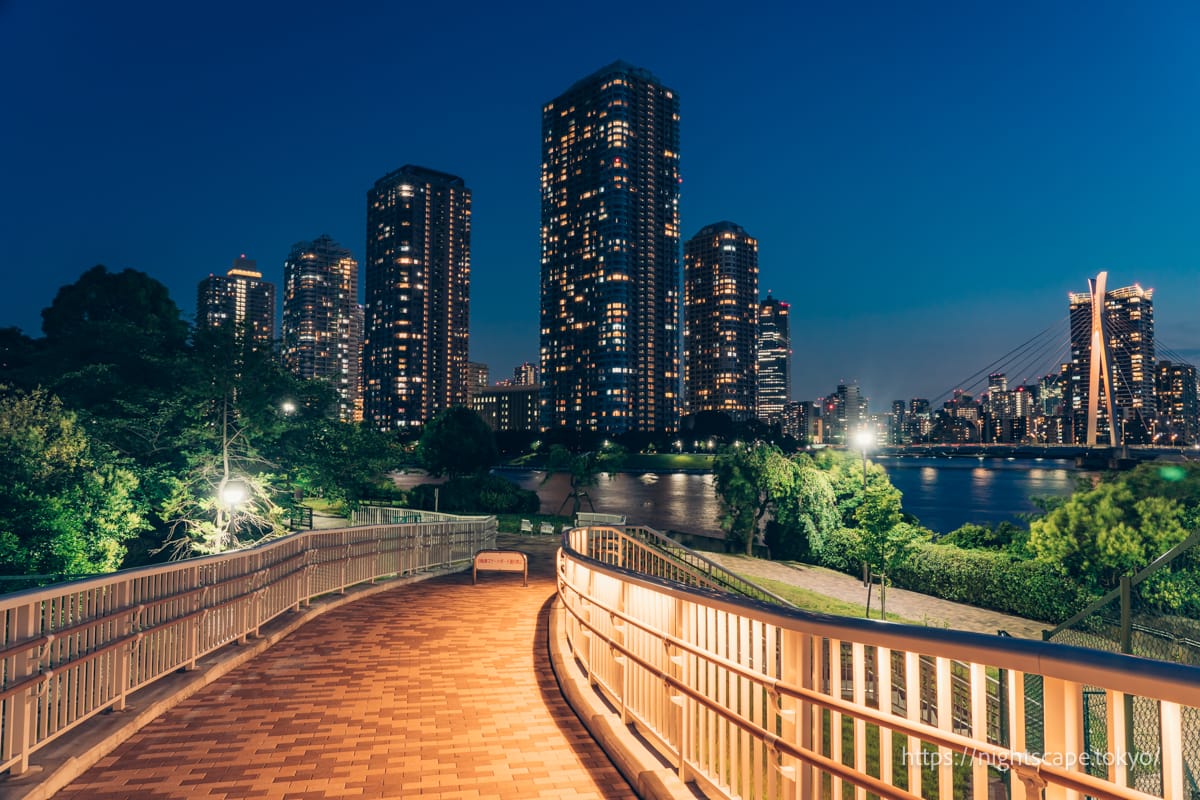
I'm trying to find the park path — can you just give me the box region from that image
[56,536,635,800]
[703,552,1048,639]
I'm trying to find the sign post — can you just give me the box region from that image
[472,550,528,586]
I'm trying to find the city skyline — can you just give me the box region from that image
[4,2,1200,405]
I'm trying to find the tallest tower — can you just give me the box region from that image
[540,61,682,433]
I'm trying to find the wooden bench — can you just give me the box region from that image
[519,518,534,534]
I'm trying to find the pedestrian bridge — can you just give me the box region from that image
[0,514,1195,799]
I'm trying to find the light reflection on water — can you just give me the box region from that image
[398,458,1086,536]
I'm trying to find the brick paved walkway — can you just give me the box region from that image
[57,537,635,800]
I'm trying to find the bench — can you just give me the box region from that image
[520,518,534,534]
[539,521,556,536]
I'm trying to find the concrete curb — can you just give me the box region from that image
[0,565,467,800]
[546,597,699,800]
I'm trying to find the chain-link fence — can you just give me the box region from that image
[1043,531,1200,797]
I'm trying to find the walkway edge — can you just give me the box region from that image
[0,566,467,800]
[548,598,698,800]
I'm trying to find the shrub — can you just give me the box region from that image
[890,543,1087,623]
[812,532,1088,624]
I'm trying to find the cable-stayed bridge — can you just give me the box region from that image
[885,272,1198,467]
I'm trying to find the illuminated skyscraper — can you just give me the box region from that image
[363,165,471,430]
[1156,361,1199,444]
[197,256,275,348]
[684,222,758,420]
[1067,281,1155,443]
[281,235,362,422]
[757,294,791,421]
[540,61,681,433]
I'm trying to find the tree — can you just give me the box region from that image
[1029,475,1190,592]
[418,407,498,477]
[852,482,921,618]
[712,443,795,555]
[767,460,840,560]
[0,387,146,575]
[541,443,628,516]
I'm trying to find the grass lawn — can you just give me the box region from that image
[747,575,919,624]
[622,453,714,471]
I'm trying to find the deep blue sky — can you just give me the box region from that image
[3,1,1199,407]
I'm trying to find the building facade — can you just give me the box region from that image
[196,256,275,348]
[1156,361,1199,444]
[683,222,758,421]
[472,385,540,432]
[539,61,682,433]
[281,235,362,422]
[1068,281,1155,444]
[363,165,471,430]
[757,294,791,421]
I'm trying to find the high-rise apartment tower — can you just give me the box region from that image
[757,294,791,421]
[196,256,275,348]
[281,235,362,422]
[539,61,681,433]
[684,222,758,421]
[363,165,471,430]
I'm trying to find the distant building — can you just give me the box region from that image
[890,400,906,444]
[472,385,540,432]
[466,362,490,400]
[684,222,759,421]
[1156,361,1199,444]
[281,235,362,422]
[757,294,791,421]
[782,400,818,444]
[823,384,867,445]
[197,256,275,348]
[539,61,681,433]
[363,165,471,430]
[512,362,539,387]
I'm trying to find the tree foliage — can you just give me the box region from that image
[851,482,924,617]
[0,387,146,574]
[1029,464,1198,591]
[419,407,498,477]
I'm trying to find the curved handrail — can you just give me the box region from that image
[557,532,1200,800]
[0,515,495,777]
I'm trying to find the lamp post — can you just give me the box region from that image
[853,429,873,490]
[217,479,247,551]
[852,428,874,593]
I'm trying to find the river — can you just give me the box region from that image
[417,456,1088,537]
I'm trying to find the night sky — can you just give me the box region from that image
[3,1,1199,407]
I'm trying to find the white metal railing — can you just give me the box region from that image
[350,506,467,526]
[0,515,495,776]
[571,525,796,608]
[558,526,1200,800]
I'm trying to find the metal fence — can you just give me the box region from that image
[572,524,795,608]
[559,525,1200,800]
[0,515,495,776]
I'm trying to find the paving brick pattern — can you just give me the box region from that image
[58,537,635,800]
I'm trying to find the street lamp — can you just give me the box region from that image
[853,429,873,490]
[218,480,248,550]
[281,401,297,415]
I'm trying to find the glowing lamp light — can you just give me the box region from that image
[281,401,297,415]
[853,430,874,451]
[220,481,248,508]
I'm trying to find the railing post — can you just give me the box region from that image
[113,581,132,711]
[8,603,39,776]
[185,567,201,670]
[1042,676,1084,800]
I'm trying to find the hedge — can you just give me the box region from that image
[813,529,1088,624]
